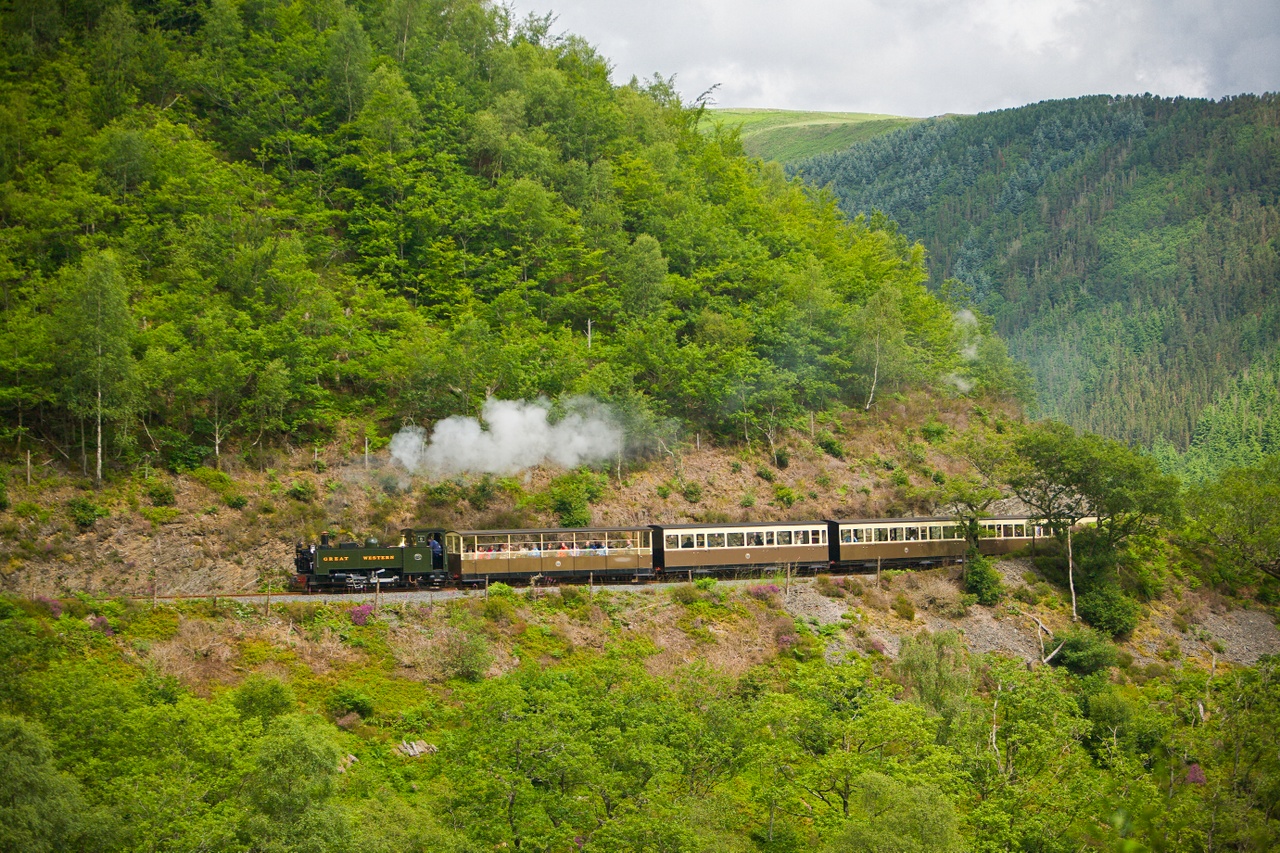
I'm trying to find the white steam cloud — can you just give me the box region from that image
[954,309,980,362]
[389,397,623,477]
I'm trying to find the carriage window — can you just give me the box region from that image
[680,535,695,549]
[1014,524,1026,537]
[666,535,679,550]
[707,533,725,548]
[777,530,792,545]
[764,531,775,545]
[695,534,706,548]
[889,527,901,542]
[746,532,763,546]
[875,528,888,542]
[727,532,745,547]
[794,530,809,545]
[812,529,825,544]
[929,526,942,540]
[905,527,920,541]
[841,529,852,544]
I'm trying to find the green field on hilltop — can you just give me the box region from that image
[709,108,919,162]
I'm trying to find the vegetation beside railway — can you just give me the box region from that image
[2,557,1278,853]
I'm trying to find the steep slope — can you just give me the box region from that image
[0,1,1018,484]
[795,95,1280,462]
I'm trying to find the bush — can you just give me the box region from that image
[754,465,775,483]
[223,493,248,509]
[965,555,1004,605]
[816,432,845,459]
[739,491,756,508]
[66,496,108,529]
[746,584,781,601]
[0,472,8,513]
[694,577,717,592]
[772,484,799,508]
[146,481,175,507]
[920,420,948,444]
[774,448,790,469]
[349,603,374,626]
[487,582,515,598]
[891,594,916,621]
[815,575,845,598]
[546,471,605,528]
[441,628,492,681]
[233,675,296,724]
[325,685,374,719]
[655,484,671,499]
[1078,585,1141,638]
[681,482,703,503]
[286,480,317,502]
[1052,628,1118,675]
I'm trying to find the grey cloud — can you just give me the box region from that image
[508,0,1280,115]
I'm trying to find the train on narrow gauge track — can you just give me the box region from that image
[292,515,1048,592]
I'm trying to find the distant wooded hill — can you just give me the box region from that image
[794,94,1280,476]
[707,108,917,162]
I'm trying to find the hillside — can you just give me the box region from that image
[707,108,918,162]
[795,95,1280,473]
[2,560,1277,851]
[0,0,1023,491]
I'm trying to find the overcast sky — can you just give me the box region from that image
[505,0,1280,116]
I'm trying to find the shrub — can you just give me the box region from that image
[146,481,176,507]
[325,685,374,719]
[754,465,775,483]
[670,584,700,605]
[816,432,845,459]
[774,448,790,469]
[223,493,248,509]
[0,472,8,513]
[815,575,845,598]
[422,481,461,508]
[89,614,114,635]
[487,582,515,598]
[482,596,516,623]
[349,603,374,626]
[441,628,492,681]
[746,584,781,601]
[772,484,798,508]
[286,480,317,502]
[233,675,296,724]
[1052,628,1118,675]
[891,594,915,621]
[1013,585,1039,606]
[67,496,109,529]
[694,577,717,592]
[655,484,671,499]
[681,482,703,503]
[1078,585,1141,638]
[139,506,182,526]
[920,420,948,444]
[546,471,605,528]
[965,555,1003,606]
[33,595,62,618]
[739,491,756,508]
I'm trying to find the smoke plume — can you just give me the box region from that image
[389,397,623,477]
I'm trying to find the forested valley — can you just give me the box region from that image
[0,3,1279,853]
[796,95,1280,481]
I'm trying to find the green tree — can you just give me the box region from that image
[0,715,90,853]
[1188,454,1280,582]
[55,250,135,486]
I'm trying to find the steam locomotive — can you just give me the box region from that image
[292,515,1046,591]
